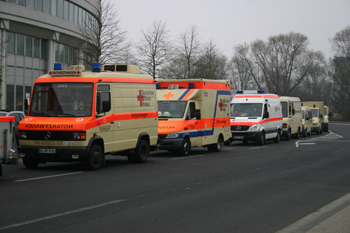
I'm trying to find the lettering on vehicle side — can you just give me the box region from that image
[131,113,148,118]
[99,125,111,132]
[158,126,176,129]
[137,90,154,107]
[216,120,228,124]
[25,124,73,129]
[219,98,230,111]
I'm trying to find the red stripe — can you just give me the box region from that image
[234,94,279,99]
[37,77,155,84]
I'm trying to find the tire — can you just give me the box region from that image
[307,130,311,137]
[293,129,300,139]
[258,133,265,145]
[22,158,39,169]
[224,140,231,146]
[177,138,191,156]
[316,128,320,135]
[320,127,323,134]
[274,131,281,143]
[86,144,104,170]
[285,130,291,141]
[208,136,223,152]
[128,139,149,163]
[324,125,329,132]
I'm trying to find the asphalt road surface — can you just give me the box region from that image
[1,123,349,233]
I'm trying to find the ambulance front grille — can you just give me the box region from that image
[231,126,250,131]
[158,134,167,140]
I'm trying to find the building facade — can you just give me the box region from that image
[0,0,97,111]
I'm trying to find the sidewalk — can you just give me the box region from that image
[276,193,350,233]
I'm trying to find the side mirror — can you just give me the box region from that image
[195,109,201,120]
[102,100,111,113]
[264,112,269,119]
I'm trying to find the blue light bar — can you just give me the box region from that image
[189,83,194,89]
[92,62,101,72]
[156,83,160,89]
[54,63,62,70]
[260,90,265,93]
[237,90,243,94]
[301,103,303,106]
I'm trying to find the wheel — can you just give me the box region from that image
[324,125,329,132]
[177,138,191,156]
[258,133,265,145]
[307,130,311,137]
[303,128,307,137]
[128,139,149,163]
[22,158,39,169]
[86,144,104,170]
[274,131,280,143]
[293,129,300,139]
[285,130,291,141]
[320,127,323,134]
[316,128,320,135]
[208,136,223,152]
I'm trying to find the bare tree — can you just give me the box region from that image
[136,20,172,79]
[193,39,228,80]
[78,0,131,66]
[328,26,350,120]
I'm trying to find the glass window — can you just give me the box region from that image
[16,85,24,111]
[7,32,15,54]
[82,9,86,27]
[64,46,68,64]
[41,40,47,59]
[8,0,16,4]
[18,0,26,6]
[230,103,262,118]
[51,0,57,16]
[44,0,50,14]
[34,38,40,58]
[17,34,24,56]
[158,101,188,118]
[25,86,32,113]
[57,0,63,18]
[74,5,78,23]
[63,0,69,20]
[69,2,74,21]
[27,0,35,9]
[55,43,59,62]
[36,0,43,11]
[26,36,32,57]
[78,7,82,25]
[59,43,64,62]
[6,85,14,110]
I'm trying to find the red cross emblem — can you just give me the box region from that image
[219,99,224,111]
[163,92,174,99]
[137,90,144,106]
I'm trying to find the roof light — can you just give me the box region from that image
[156,84,161,89]
[169,85,179,89]
[260,90,265,93]
[237,91,243,94]
[301,103,304,106]
[274,92,278,94]
[189,83,194,89]
[54,63,62,70]
[92,63,101,72]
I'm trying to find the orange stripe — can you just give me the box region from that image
[234,94,279,99]
[182,89,195,100]
[36,77,155,84]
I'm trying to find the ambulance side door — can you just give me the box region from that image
[184,102,200,146]
[96,84,114,152]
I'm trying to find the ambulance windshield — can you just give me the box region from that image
[30,83,94,117]
[158,101,187,118]
[231,103,262,118]
[311,109,319,117]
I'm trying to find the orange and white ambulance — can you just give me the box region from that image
[18,63,158,170]
[229,91,283,145]
[156,79,231,155]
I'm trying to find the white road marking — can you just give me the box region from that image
[249,146,268,150]
[15,172,84,182]
[172,155,204,160]
[0,199,126,231]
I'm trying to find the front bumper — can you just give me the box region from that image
[158,138,183,151]
[18,146,91,162]
[231,131,262,141]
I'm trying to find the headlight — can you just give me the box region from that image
[19,132,27,139]
[166,132,180,138]
[73,132,86,140]
[249,123,260,131]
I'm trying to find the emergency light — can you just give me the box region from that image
[92,62,101,72]
[156,84,161,89]
[189,83,195,89]
[54,63,62,70]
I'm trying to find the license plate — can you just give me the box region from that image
[38,149,56,153]
[234,136,244,139]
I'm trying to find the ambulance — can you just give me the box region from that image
[323,105,330,132]
[280,96,302,140]
[302,101,325,134]
[156,79,231,155]
[17,63,158,170]
[229,91,283,145]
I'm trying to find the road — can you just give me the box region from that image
[1,123,349,233]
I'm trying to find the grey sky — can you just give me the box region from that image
[115,0,350,59]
